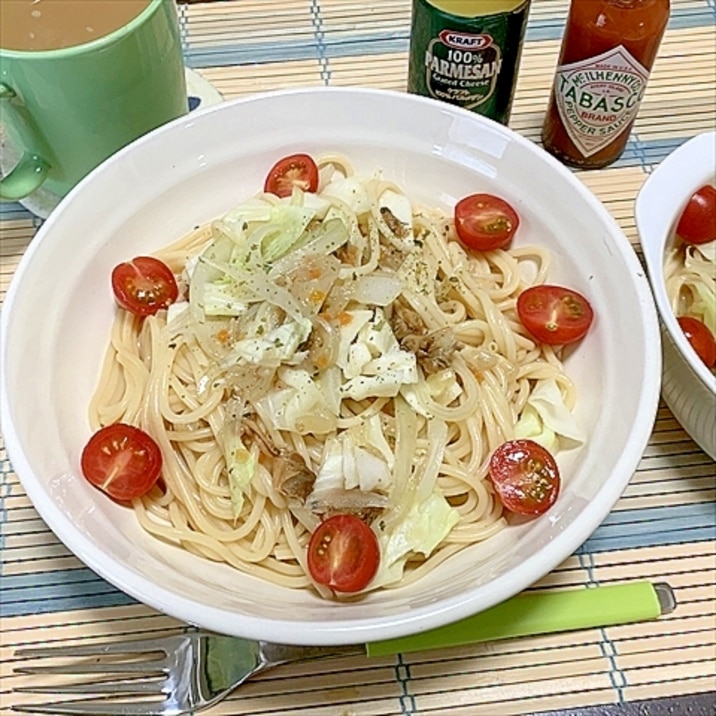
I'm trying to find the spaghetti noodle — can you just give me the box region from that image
[664,238,716,368]
[89,155,584,597]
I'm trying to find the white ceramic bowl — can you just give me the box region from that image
[635,132,716,460]
[1,88,661,645]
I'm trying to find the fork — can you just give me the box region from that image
[13,632,363,715]
[13,581,675,715]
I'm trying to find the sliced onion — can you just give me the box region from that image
[352,272,403,306]
[308,316,340,369]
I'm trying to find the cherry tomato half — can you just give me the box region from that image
[111,256,178,317]
[454,193,520,251]
[517,284,594,345]
[489,439,560,516]
[677,316,716,368]
[675,184,716,245]
[307,513,380,593]
[80,423,162,502]
[264,153,319,198]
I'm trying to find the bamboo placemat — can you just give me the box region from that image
[1,1,715,714]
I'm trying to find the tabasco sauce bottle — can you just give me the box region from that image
[541,0,670,169]
[407,0,532,125]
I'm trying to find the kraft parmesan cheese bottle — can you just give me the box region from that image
[407,0,532,125]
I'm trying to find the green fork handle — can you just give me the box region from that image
[366,581,671,656]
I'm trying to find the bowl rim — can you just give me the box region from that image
[635,130,716,397]
[0,86,663,644]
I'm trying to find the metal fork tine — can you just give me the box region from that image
[15,676,165,695]
[12,631,287,715]
[15,637,169,660]
[16,661,164,675]
[12,699,170,715]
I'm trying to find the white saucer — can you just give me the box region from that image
[0,68,224,219]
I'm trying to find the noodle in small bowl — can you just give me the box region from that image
[635,131,716,460]
[1,88,661,645]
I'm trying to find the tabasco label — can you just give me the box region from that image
[553,45,649,158]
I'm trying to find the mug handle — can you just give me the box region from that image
[0,83,50,201]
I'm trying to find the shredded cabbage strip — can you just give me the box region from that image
[89,155,585,598]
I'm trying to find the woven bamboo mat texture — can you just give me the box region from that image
[1,1,715,714]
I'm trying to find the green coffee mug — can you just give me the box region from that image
[0,0,187,201]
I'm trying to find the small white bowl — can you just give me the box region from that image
[635,132,716,460]
[1,88,662,645]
